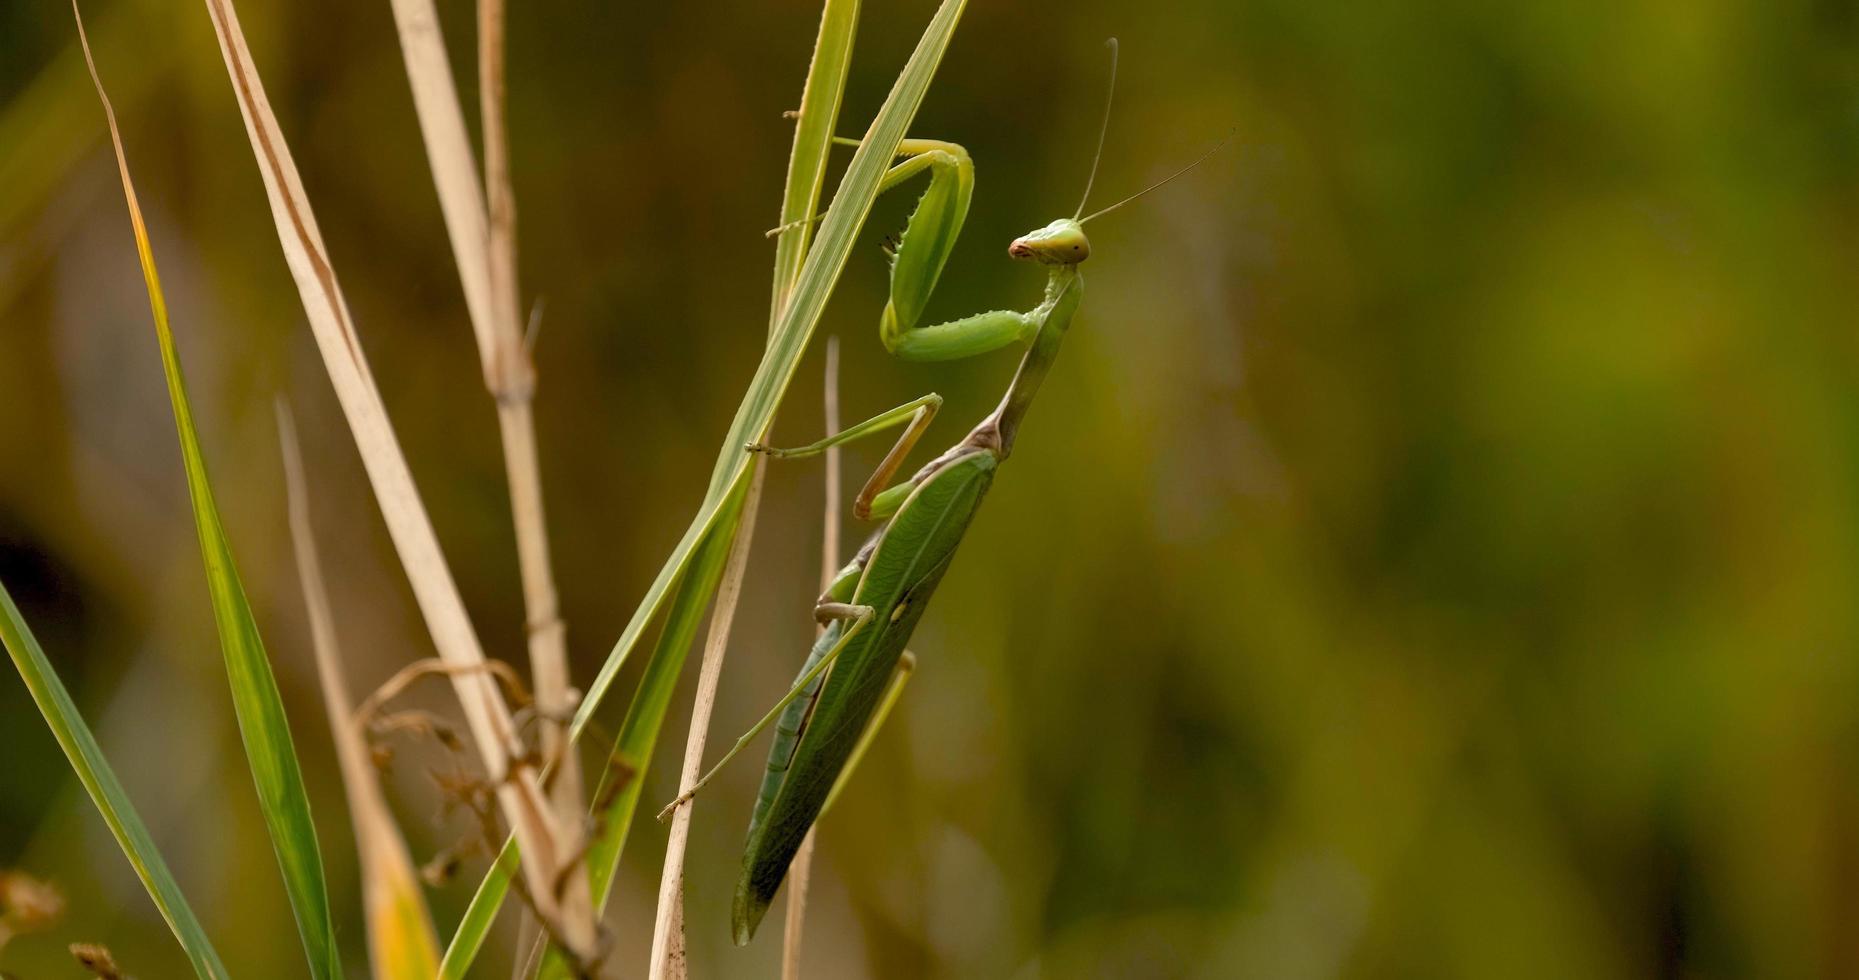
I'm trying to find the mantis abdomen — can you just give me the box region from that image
[748,620,845,838]
[734,449,997,942]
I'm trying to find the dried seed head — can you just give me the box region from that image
[370,709,464,754]
[69,942,124,979]
[421,849,463,887]
[431,768,493,820]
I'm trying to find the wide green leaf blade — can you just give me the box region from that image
[590,485,747,902]
[75,16,344,977]
[770,0,862,325]
[0,583,232,979]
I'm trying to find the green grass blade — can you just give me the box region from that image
[701,0,967,495]
[435,843,517,980]
[164,358,344,980]
[559,2,863,968]
[0,583,232,980]
[587,480,747,908]
[616,3,861,968]
[529,477,748,978]
[574,0,968,763]
[75,13,343,977]
[770,0,861,324]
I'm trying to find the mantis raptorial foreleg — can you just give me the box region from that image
[750,392,942,519]
[766,136,962,226]
[868,137,1082,364]
[656,602,876,821]
[771,134,1060,364]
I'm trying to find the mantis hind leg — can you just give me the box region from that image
[657,602,875,821]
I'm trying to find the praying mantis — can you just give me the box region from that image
[658,39,1226,944]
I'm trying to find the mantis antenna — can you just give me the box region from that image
[1080,131,1234,225]
[1074,38,1120,220]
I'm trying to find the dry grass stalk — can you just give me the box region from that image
[355,658,532,730]
[475,0,588,940]
[383,0,589,940]
[382,0,495,355]
[782,334,842,978]
[191,0,591,959]
[280,406,442,979]
[648,459,769,979]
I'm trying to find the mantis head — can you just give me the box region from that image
[1010,219,1090,264]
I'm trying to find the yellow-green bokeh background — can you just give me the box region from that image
[6,0,1859,976]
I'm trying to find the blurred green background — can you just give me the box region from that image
[6,0,1859,976]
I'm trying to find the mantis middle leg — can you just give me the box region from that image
[749,392,941,520]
